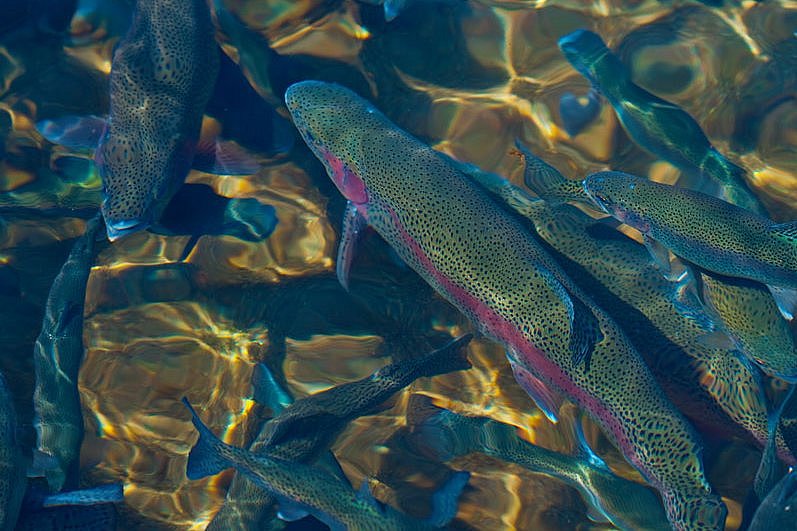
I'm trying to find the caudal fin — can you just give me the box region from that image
[181,397,231,480]
[514,139,586,205]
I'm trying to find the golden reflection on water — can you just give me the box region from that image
[0,0,795,529]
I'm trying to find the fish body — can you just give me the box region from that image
[583,171,797,319]
[183,398,461,531]
[32,214,104,492]
[286,81,725,530]
[558,29,764,215]
[407,395,670,531]
[749,470,797,530]
[97,0,219,240]
[0,373,25,530]
[209,335,472,529]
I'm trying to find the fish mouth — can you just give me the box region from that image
[105,219,150,242]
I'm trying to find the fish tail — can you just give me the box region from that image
[182,397,231,480]
[514,139,586,204]
[415,333,473,379]
[425,470,470,528]
[406,394,477,461]
[251,363,292,415]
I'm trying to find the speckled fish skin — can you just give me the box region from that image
[33,214,104,492]
[0,373,26,530]
[406,396,670,531]
[583,171,797,293]
[183,398,446,531]
[286,80,725,531]
[209,334,472,530]
[97,0,219,241]
[558,29,765,215]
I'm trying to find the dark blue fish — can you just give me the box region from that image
[32,214,104,492]
[558,29,766,215]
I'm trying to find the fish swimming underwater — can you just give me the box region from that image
[558,29,765,215]
[209,334,472,529]
[286,80,725,530]
[406,394,670,531]
[582,171,797,321]
[183,397,467,530]
[32,213,104,492]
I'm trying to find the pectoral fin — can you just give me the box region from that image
[643,235,683,281]
[509,358,563,423]
[767,284,797,320]
[336,201,367,291]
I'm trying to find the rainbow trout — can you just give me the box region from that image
[96,0,219,241]
[582,171,797,322]
[286,80,725,530]
[558,29,765,215]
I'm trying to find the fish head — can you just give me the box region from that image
[558,29,609,81]
[583,171,651,231]
[285,81,378,207]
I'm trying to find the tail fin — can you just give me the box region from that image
[426,470,470,528]
[40,483,124,508]
[181,397,231,480]
[514,139,586,205]
[415,334,473,379]
[406,394,474,461]
[252,363,293,415]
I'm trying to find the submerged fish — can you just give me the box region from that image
[406,394,670,531]
[209,334,472,529]
[286,80,725,530]
[183,398,467,530]
[582,171,797,322]
[749,469,797,530]
[32,213,104,492]
[558,29,765,215]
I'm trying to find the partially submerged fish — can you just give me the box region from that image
[406,394,670,531]
[183,397,467,530]
[558,29,765,215]
[32,213,104,492]
[286,80,725,530]
[209,334,472,529]
[582,171,797,321]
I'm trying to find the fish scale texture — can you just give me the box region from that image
[286,81,726,531]
[97,0,218,232]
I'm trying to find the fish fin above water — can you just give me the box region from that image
[181,397,230,480]
[336,201,367,291]
[567,295,603,372]
[770,221,797,243]
[514,139,587,205]
[192,139,260,176]
[509,358,562,423]
[559,89,601,137]
[40,483,124,508]
[252,363,292,415]
[766,284,797,320]
[35,115,107,151]
[426,470,470,528]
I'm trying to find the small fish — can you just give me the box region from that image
[182,397,467,530]
[582,171,797,322]
[32,213,104,492]
[286,81,725,531]
[406,395,670,531]
[209,334,472,529]
[558,29,765,215]
[748,469,797,531]
[519,141,797,386]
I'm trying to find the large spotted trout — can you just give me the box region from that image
[285,80,725,530]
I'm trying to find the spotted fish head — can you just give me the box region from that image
[285,81,390,207]
[583,171,654,232]
[558,29,610,83]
